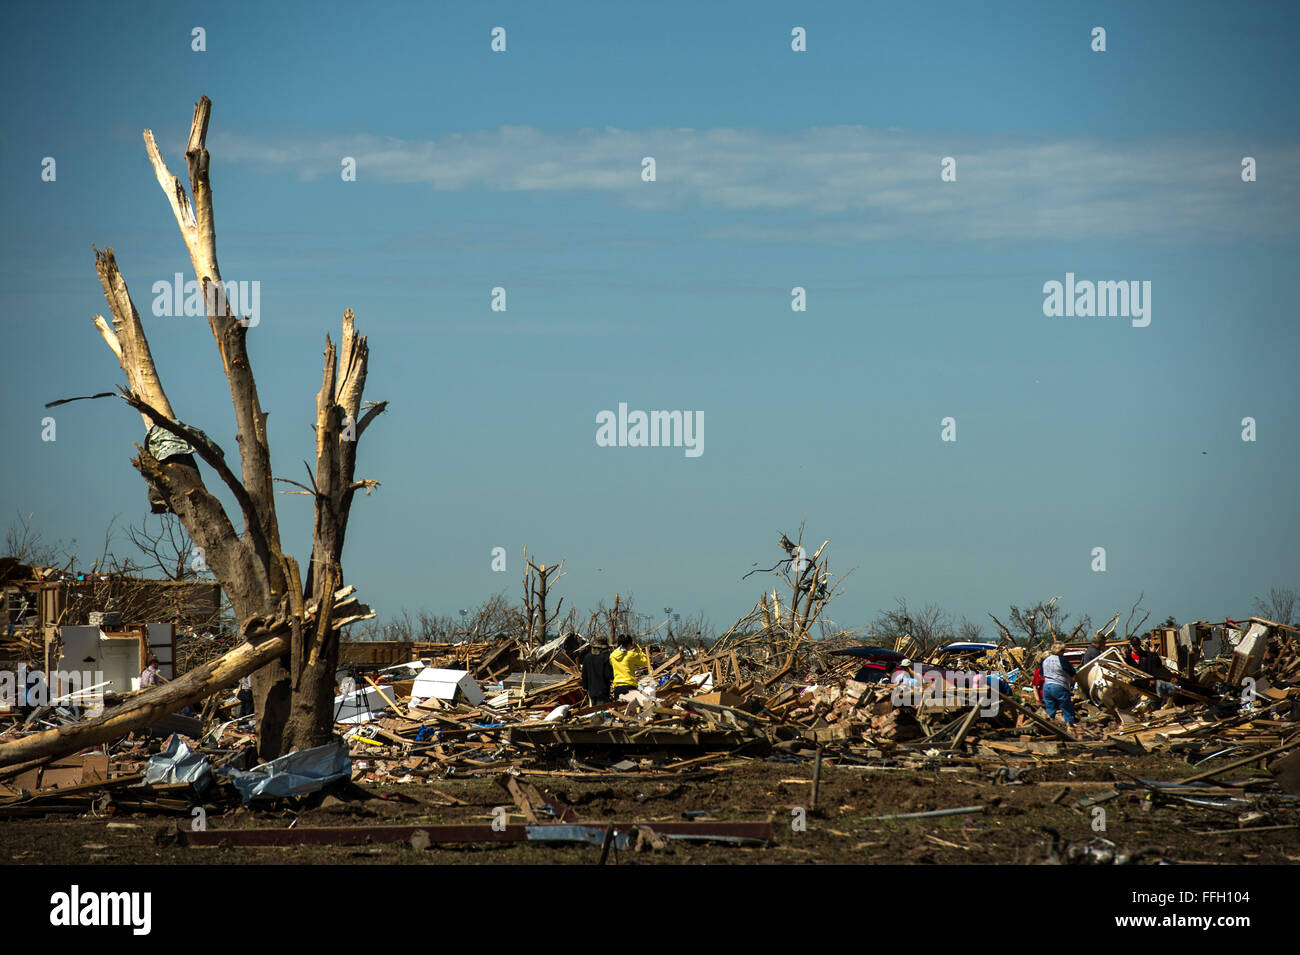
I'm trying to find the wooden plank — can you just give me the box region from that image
[998,692,1073,741]
[1075,789,1120,808]
[980,740,1060,757]
[802,723,862,743]
[507,724,745,747]
[948,704,983,752]
[661,752,733,771]
[181,820,773,847]
[498,774,539,824]
[649,651,682,680]
[1176,734,1300,785]
[365,725,414,748]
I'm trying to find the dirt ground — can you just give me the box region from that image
[5,752,1298,865]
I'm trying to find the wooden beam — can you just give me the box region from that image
[949,703,983,751]
[998,692,1073,741]
[1176,734,1300,785]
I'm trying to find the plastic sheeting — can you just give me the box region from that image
[142,736,213,792]
[218,739,351,805]
[145,422,224,461]
[142,737,351,805]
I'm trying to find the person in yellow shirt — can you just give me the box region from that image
[609,634,650,701]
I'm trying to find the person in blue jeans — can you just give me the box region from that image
[1040,643,1079,738]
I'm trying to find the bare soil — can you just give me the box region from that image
[5,753,1297,865]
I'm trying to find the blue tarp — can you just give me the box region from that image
[217,739,351,805]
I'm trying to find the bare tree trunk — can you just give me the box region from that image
[0,95,385,768]
[521,551,564,643]
[283,317,384,751]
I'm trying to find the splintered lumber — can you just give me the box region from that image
[661,752,737,771]
[0,632,288,768]
[497,774,540,824]
[869,805,984,821]
[763,653,796,689]
[684,698,769,725]
[949,704,983,751]
[802,723,863,743]
[519,676,579,706]
[1175,734,1300,785]
[508,724,746,747]
[918,708,973,745]
[423,786,471,806]
[1166,701,1288,739]
[495,773,573,822]
[0,581,371,769]
[180,820,774,847]
[650,651,683,680]
[364,676,402,715]
[979,740,1061,757]
[473,637,518,681]
[997,692,1074,741]
[366,726,414,748]
[811,747,823,810]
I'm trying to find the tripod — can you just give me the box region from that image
[335,667,378,723]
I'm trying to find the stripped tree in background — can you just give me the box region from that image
[715,528,853,677]
[754,528,842,650]
[0,95,385,770]
[521,549,565,642]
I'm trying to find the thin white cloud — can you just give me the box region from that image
[212,126,1300,241]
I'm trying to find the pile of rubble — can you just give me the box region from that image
[2,613,1297,856]
[323,618,1297,791]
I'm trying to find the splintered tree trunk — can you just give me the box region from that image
[285,315,378,751]
[521,554,564,643]
[0,95,386,771]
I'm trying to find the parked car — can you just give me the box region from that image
[828,646,905,683]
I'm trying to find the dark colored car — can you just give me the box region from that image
[829,646,905,683]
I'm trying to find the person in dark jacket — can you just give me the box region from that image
[1126,635,1157,675]
[1080,634,1106,667]
[582,635,614,705]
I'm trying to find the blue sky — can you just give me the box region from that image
[2,0,1297,637]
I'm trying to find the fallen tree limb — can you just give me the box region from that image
[0,632,289,769]
[0,588,372,770]
[998,691,1074,741]
[1175,732,1300,786]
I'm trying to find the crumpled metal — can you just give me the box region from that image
[142,736,213,792]
[217,738,351,805]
